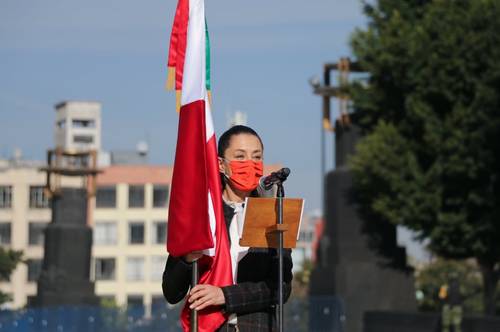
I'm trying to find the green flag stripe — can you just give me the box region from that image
[205,19,211,91]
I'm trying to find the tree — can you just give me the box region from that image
[0,247,23,304]
[349,0,500,315]
[416,259,483,313]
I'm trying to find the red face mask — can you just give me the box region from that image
[225,160,264,192]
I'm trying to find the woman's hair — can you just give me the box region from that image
[217,125,263,158]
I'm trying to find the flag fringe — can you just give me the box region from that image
[176,90,182,112]
[207,90,212,107]
[166,66,176,91]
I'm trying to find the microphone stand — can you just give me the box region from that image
[276,183,285,332]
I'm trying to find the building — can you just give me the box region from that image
[292,212,323,272]
[90,165,172,314]
[0,157,283,312]
[0,158,50,309]
[109,141,149,165]
[0,160,171,312]
[54,101,102,152]
[227,111,248,128]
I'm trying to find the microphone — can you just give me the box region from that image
[261,167,291,191]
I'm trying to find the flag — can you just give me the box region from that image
[166,0,232,331]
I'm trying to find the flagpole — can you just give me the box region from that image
[191,259,199,332]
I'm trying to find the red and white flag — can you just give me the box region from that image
[166,0,232,331]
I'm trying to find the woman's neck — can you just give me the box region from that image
[223,184,250,203]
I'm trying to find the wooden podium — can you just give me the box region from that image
[240,197,304,249]
[239,197,304,332]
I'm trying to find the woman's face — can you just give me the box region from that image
[219,133,263,176]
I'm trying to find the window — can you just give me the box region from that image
[95,258,116,281]
[72,119,95,128]
[0,223,11,245]
[153,185,169,208]
[127,294,145,318]
[28,222,48,246]
[57,120,66,129]
[0,186,12,209]
[151,256,166,281]
[129,222,144,244]
[27,296,37,306]
[96,186,116,208]
[73,135,94,144]
[27,259,42,282]
[94,222,117,245]
[128,185,144,208]
[127,295,143,307]
[152,221,167,245]
[126,257,144,281]
[299,230,313,242]
[151,295,167,313]
[29,186,49,208]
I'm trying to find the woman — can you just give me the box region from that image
[162,125,293,331]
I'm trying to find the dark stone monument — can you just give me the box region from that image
[364,311,441,332]
[34,187,99,306]
[309,121,416,332]
[364,311,500,332]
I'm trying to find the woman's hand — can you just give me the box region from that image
[188,284,225,311]
[183,251,203,263]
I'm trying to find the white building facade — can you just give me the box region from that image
[0,162,172,313]
[0,160,50,308]
[54,101,102,152]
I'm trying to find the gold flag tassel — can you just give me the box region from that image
[176,90,181,113]
[166,66,176,91]
[207,90,212,107]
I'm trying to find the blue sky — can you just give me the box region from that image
[0,0,367,213]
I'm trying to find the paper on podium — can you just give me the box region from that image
[239,197,305,249]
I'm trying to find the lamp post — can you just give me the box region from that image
[309,58,362,214]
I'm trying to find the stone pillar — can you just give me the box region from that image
[34,187,99,306]
[309,122,416,332]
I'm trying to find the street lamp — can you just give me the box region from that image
[309,57,363,213]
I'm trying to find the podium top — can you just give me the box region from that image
[239,197,304,249]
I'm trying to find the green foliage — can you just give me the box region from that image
[0,247,23,280]
[349,0,500,313]
[100,297,119,309]
[416,259,483,313]
[0,247,23,304]
[295,259,313,286]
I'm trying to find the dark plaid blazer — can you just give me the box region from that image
[162,201,293,332]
